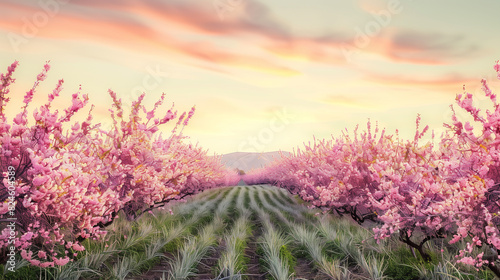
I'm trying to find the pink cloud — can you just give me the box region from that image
[0,0,481,73]
[365,71,479,91]
[0,0,299,76]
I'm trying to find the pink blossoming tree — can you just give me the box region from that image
[0,61,238,267]
[246,61,500,276]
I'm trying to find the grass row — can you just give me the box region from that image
[2,185,497,280]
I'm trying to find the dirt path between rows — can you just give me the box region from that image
[128,251,174,280]
[244,228,266,280]
[192,238,223,280]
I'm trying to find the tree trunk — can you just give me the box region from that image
[487,262,500,278]
[399,231,432,262]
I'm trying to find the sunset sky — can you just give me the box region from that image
[1,0,499,154]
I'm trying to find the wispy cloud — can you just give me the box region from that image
[364,71,478,91]
[0,0,299,76]
[381,30,479,64]
[0,0,480,73]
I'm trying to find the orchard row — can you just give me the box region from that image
[244,61,500,277]
[0,61,239,268]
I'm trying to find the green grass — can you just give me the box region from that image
[259,228,294,280]
[216,212,251,279]
[3,185,497,280]
[168,216,224,279]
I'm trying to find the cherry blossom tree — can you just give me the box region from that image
[245,61,500,276]
[0,61,237,267]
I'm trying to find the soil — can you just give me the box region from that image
[192,238,224,280]
[128,251,174,280]
[293,258,319,280]
[243,227,266,280]
[293,257,333,280]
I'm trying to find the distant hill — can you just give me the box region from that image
[220,151,290,173]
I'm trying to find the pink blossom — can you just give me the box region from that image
[494,60,500,79]
[20,232,34,243]
[458,257,476,266]
[53,256,70,266]
[183,106,196,126]
[72,243,85,251]
[21,250,33,261]
[38,251,47,259]
[39,261,53,268]
[32,176,49,186]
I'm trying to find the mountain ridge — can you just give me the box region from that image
[219,151,290,173]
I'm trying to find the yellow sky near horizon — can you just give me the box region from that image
[1,0,500,154]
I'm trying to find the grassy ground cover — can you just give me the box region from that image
[1,185,495,280]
